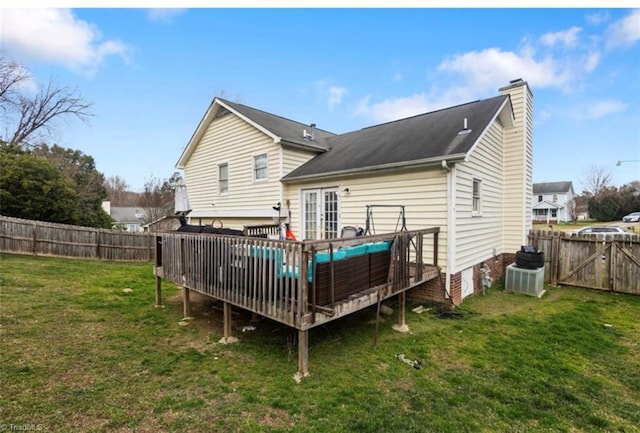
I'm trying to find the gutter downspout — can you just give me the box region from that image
[442,160,455,301]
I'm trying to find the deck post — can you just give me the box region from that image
[392,291,409,333]
[155,275,162,306]
[183,286,191,319]
[223,302,232,339]
[297,329,309,379]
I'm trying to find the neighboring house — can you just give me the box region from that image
[102,201,146,232]
[176,78,534,303]
[532,181,575,223]
[143,215,182,233]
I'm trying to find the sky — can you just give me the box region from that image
[1,5,639,193]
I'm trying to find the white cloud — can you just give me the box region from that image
[540,26,582,48]
[606,9,640,49]
[438,47,566,93]
[355,91,467,124]
[328,86,347,109]
[585,99,628,119]
[392,71,403,81]
[548,99,628,121]
[584,51,601,72]
[147,8,187,23]
[0,9,129,76]
[585,11,610,25]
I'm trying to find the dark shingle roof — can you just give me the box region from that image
[219,98,336,151]
[282,95,509,181]
[533,181,574,194]
[110,207,145,223]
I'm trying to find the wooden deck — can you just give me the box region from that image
[154,227,440,376]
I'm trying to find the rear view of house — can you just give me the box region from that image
[175,79,534,304]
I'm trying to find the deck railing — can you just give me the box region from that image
[156,227,439,329]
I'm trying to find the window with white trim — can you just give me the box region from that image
[472,178,482,215]
[218,163,228,194]
[253,154,267,181]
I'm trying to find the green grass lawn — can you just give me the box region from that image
[1,253,639,432]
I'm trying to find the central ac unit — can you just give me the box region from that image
[505,264,545,297]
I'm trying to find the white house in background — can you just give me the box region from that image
[532,181,575,223]
[101,201,146,232]
[175,79,534,304]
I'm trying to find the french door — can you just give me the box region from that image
[302,188,339,240]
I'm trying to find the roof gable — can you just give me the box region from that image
[176,98,335,168]
[282,95,511,181]
[533,181,574,195]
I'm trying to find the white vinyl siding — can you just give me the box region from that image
[183,112,282,220]
[501,84,534,251]
[285,166,448,269]
[282,147,319,177]
[454,121,505,273]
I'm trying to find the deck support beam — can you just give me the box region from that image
[183,286,191,319]
[155,275,162,307]
[223,302,232,339]
[296,329,310,380]
[392,291,409,333]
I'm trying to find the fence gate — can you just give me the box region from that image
[529,230,640,296]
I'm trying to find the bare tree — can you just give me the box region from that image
[580,165,612,198]
[0,54,93,148]
[0,54,28,108]
[104,175,136,205]
[139,175,176,224]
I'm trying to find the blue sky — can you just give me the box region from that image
[1,7,639,193]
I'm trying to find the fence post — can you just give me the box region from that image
[32,222,37,256]
[96,229,102,260]
[551,232,559,285]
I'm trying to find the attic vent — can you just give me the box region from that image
[213,107,231,120]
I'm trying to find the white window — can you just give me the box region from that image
[472,178,482,216]
[552,194,558,203]
[218,163,228,194]
[253,154,267,181]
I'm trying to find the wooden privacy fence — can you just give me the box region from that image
[0,215,154,261]
[527,229,640,295]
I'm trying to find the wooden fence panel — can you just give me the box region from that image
[0,215,153,261]
[528,229,640,295]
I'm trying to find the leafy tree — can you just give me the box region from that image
[32,143,111,228]
[588,181,640,222]
[619,181,640,216]
[0,147,80,223]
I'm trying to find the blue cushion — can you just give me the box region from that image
[315,249,347,263]
[365,241,391,253]
[251,246,282,263]
[281,264,299,279]
[341,244,367,258]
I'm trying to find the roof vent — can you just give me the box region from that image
[458,117,471,135]
[303,124,316,141]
